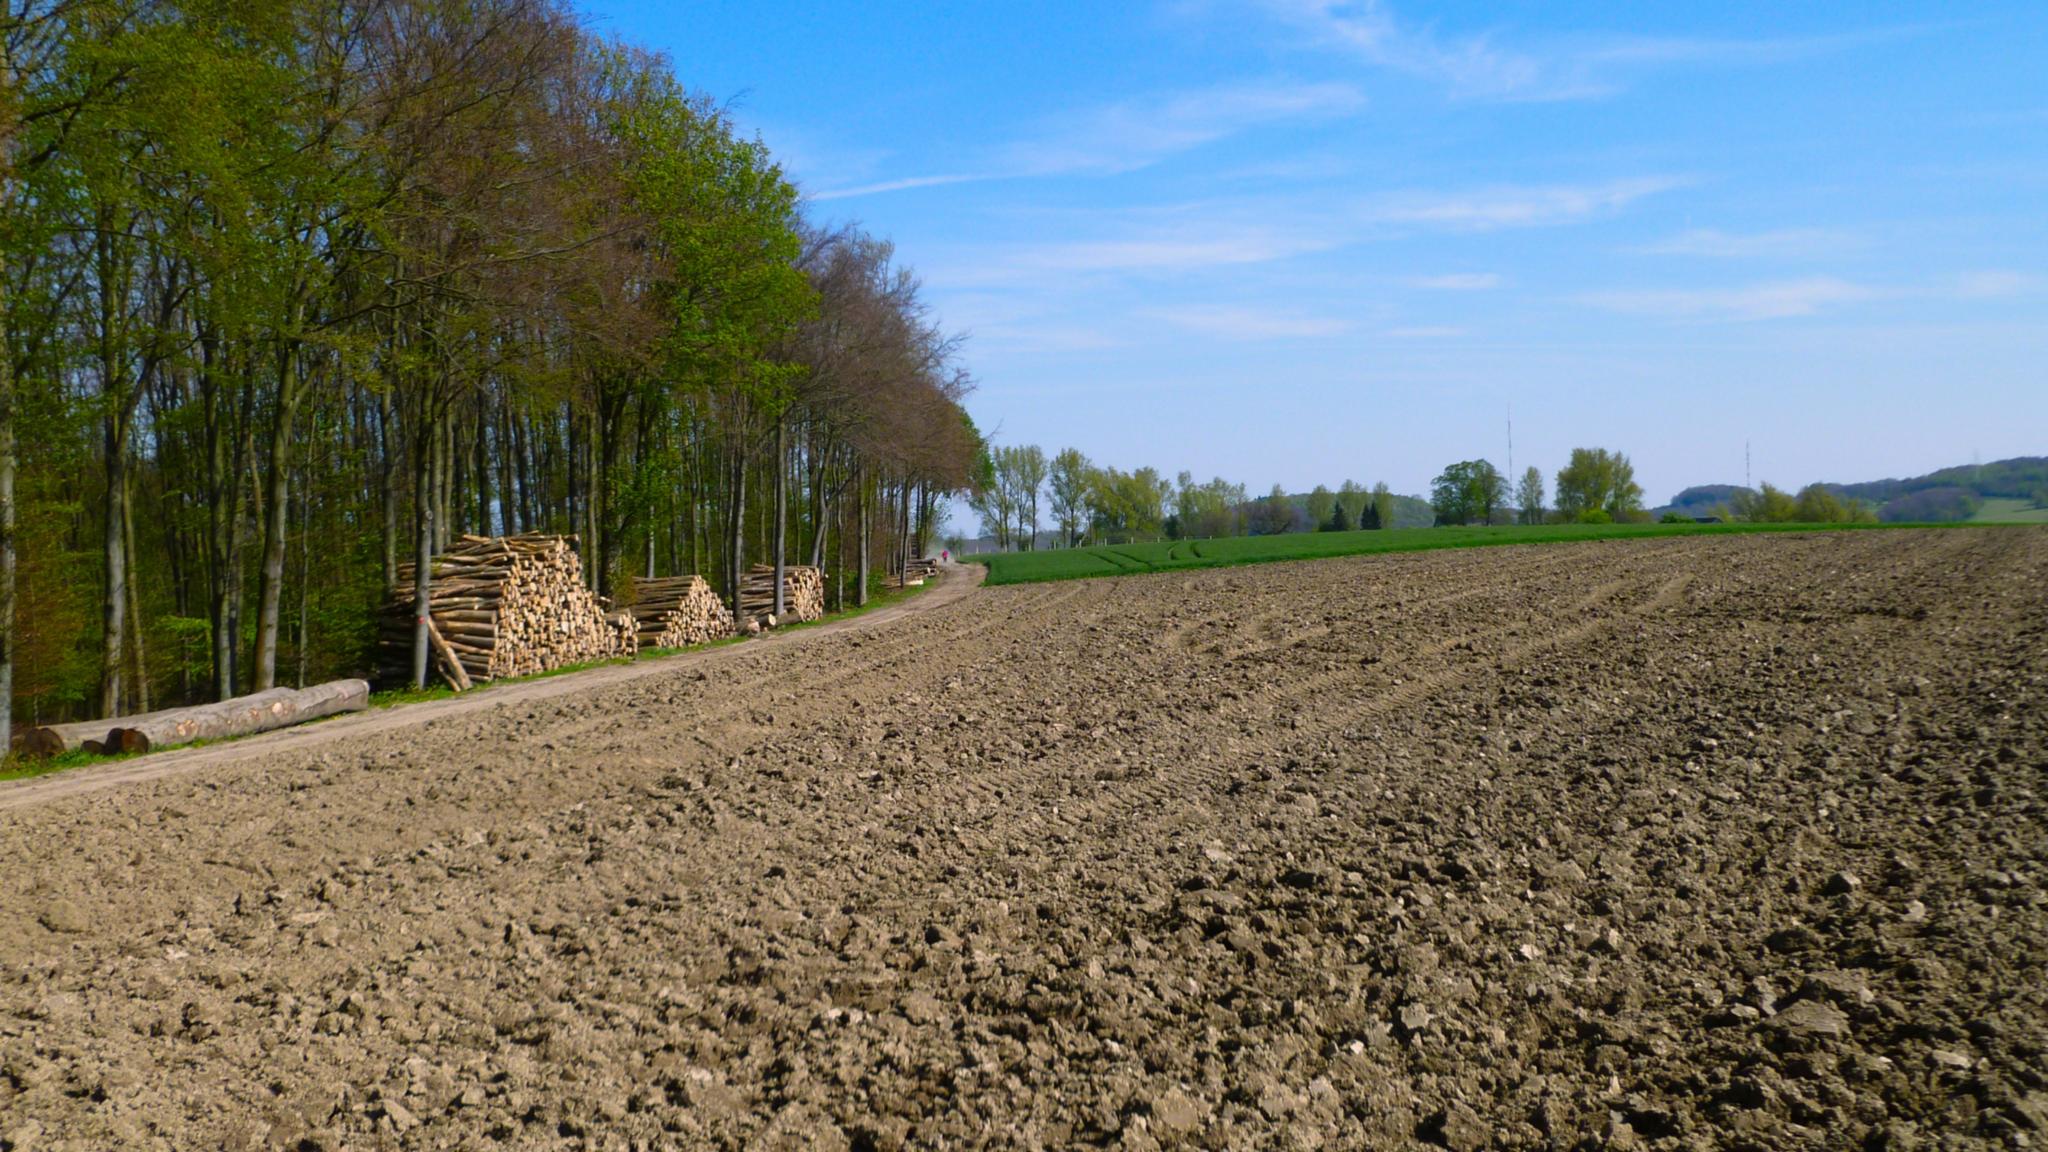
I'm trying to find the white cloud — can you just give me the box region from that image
[1005,81,1364,176]
[1581,277,1875,321]
[1372,177,1679,230]
[1949,270,2040,298]
[1143,305,1352,340]
[808,173,987,201]
[1245,1,1921,102]
[1411,272,1501,290]
[806,80,1362,200]
[1023,233,1324,274]
[1633,228,1862,259]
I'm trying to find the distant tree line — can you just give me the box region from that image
[964,448,1405,549]
[1430,448,1647,526]
[0,0,980,737]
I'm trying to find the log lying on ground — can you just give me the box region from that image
[737,565,825,627]
[13,680,371,759]
[623,574,735,650]
[104,680,370,754]
[377,534,634,689]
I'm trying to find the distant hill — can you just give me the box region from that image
[1830,457,2046,506]
[1663,484,1754,516]
[1656,456,2047,523]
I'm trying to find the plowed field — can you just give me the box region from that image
[2,529,2043,1151]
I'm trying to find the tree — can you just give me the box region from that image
[1048,447,1089,546]
[1369,481,1393,530]
[1305,484,1334,531]
[1516,466,1545,525]
[1003,444,1046,550]
[0,2,983,728]
[1248,484,1294,535]
[1553,448,1644,522]
[1430,460,1503,526]
[1336,479,1365,528]
[1325,499,1351,532]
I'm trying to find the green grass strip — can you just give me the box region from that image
[965,521,2027,587]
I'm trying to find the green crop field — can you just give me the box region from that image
[1970,498,2048,524]
[965,521,1943,586]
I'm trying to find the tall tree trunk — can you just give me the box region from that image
[473,400,491,538]
[124,469,148,714]
[726,447,746,618]
[496,391,515,537]
[378,388,396,587]
[0,242,14,754]
[772,417,786,618]
[856,463,869,608]
[411,402,436,689]
[102,417,127,717]
[252,337,303,691]
[295,453,313,689]
[0,23,16,751]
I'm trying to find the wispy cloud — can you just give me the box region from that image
[1381,325,1463,339]
[1632,228,1862,259]
[1021,231,1331,275]
[1245,1,1920,102]
[1581,277,1875,321]
[807,80,1363,200]
[808,173,986,202]
[1143,305,1352,340]
[1411,272,1501,290]
[1372,177,1679,230]
[1005,81,1364,176]
[1949,270,2040,298]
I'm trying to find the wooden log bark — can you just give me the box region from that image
[103,679,371,755]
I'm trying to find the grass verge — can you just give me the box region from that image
[965,521,2010,586]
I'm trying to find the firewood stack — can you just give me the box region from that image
[377,534,634,689]
[738,564,825,626]
[624,574,735,650]
[901,557,940,586]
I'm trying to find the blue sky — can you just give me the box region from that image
[584,1,2047,503]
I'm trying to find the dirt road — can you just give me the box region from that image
[0,562,982,814]
[1,531,2042,1150]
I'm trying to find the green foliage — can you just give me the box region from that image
[1659,511,1691,524]
[1048,448,1091,546]
[1732,482,1875,524]
[1084,465,1171,543]
[1325,500,1351,532]
[1337,480,1366,527]
[1554,448,1645,521]
[1305,485,1335,531]
[1248,484,1295,535]
[969,521,1920,586]
[1173,474,1245,539]
[1430,460,1504,526]
[1516,467,1546,525]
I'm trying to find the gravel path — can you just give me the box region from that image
[1,530,2042,1151]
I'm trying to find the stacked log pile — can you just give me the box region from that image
[738,564,825,626]
[900,557,940,586]
[377,534,632,689]
[624,575,735,650]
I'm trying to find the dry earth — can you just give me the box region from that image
[0,530,2043,1152]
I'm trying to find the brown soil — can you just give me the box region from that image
[1,531,2042,1151]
